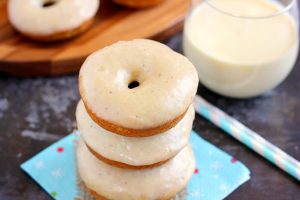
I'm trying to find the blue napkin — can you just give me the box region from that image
[21,131,250,200]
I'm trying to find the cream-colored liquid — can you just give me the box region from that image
[184,0,299,98]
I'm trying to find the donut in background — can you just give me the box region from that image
[7,0,100,41]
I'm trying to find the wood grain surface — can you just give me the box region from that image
[0,0,189,76]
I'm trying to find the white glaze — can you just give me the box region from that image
[77,139,195,200]
[76,100,195,166]
[8,0,99,35]
[79,39,198,129]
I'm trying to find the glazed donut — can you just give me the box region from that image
[77,139,195,200]
[79,39,198,137]
[112,0,165,8]
[8,0,99,41]
[76,100,195,168]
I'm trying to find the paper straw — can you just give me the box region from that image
[193,95,300,181]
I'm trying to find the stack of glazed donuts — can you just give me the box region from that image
[76,39,199,199]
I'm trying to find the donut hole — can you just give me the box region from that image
[128,81,140,89]
[42,0,57,7]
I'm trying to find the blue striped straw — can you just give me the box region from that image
[193,95,300,181]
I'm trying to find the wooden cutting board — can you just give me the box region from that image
[0,0,190,76]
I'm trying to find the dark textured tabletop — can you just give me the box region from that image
[0,33,299,200]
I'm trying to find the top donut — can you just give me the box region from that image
[79,39,198,137]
